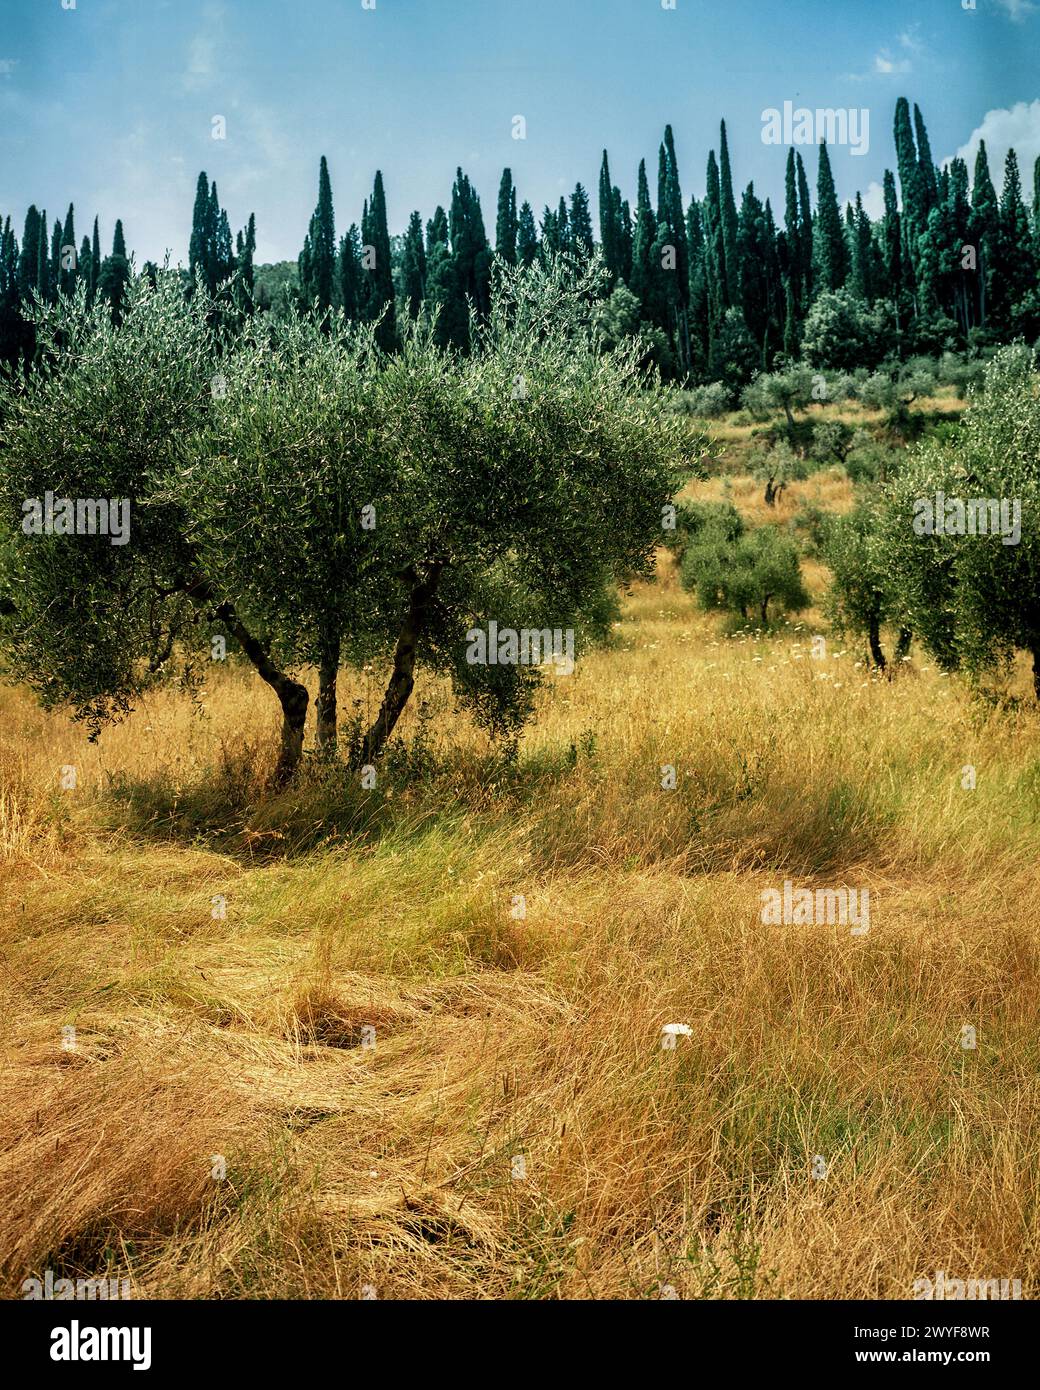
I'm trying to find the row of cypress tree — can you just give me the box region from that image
[0,203,134,367]
[3,98,1038,381]
[292,98,1040,378]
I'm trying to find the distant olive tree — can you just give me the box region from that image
[680,518,809,627]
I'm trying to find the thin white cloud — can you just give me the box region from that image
[993,0,1037,22]
[874,51,912,76]
[899,26,925,53]
[0,58,17,76]
[945,100,1040,203]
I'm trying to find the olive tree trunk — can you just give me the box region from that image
[360,560,446,764]
[182,574,310,785]
[316,635,340,754]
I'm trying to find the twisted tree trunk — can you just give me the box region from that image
[360,559,446,764]
[181,574,310,785]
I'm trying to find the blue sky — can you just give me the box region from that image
[1,0,1038,266]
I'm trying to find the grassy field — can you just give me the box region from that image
[2,405,1039,1300]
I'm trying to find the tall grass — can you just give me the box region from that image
[1,525,1038,1299]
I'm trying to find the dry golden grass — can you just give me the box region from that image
[2,490,1039,1300]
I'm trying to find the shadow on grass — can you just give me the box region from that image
[96,733,598,862]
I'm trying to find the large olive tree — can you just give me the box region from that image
[1,258,702,780]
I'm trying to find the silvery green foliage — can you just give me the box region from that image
[0,274,217,733]
[1,257,705,758]
[882,345,1040,687]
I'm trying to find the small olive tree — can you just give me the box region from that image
[680,519,809,627]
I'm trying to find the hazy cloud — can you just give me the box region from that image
[946,100,1040,202]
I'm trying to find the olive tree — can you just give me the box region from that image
[882,344,1040,695]
[680,518,809,627]
[2,258,702,780]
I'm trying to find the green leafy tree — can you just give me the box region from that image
[883,345,1040,695]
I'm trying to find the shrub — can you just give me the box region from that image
[680,522,810,626]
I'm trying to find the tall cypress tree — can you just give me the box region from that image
[425,202,466,350]
[90,216,101,305]
[992,147,1036,331]
[338,224,363,320]
[703,149,728,335]
[189,173,214,292]
[448,167,490,332]
[495,168,518,265]
[686,197,709,370]
[36,210,49,303]
[881,169,905,330]
[399,209,426,317]
[782,149,802,321]
[913,103,938,217]
[300,156,336,313]
[18,206,41,301]
[555,196,570,253]
[718,120,741,307]
[850,193,876,301]
[59,204,76,295]
[659,125,690,373]
[97,219,130,321]
[970,141,999,328]
[598,152,619,279]
[796,152,814,303]
[630,159,658,319]
[517,200,538,268]
[363,170,397,350]
[49,218,63,302]
[814,141,848,292]
[569,183,594,257]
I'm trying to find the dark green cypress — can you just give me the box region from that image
[913,103,938,216]
[90,216,101,304]
[365,170,397,350]
[598,152,618,278]
[60,204,76,295]
[970,141,999,328]
[97,219,130,321]
[718,120,741,307]
[448,168,490,329]
[400,209,426,317]
[188,173,213,291]
[992,147,1036,330]
[517,200,538,268]
[337,224,363,320]
[569,183,594,256]
[814,141,848,291]
[703,149,728,332]
[425,202,466,350]
[300,157,336,312]
[18,206,40,301]
[881,169,904,328]
[796,152,814,302]
[630,159,658,318]
[495,168,518,265]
